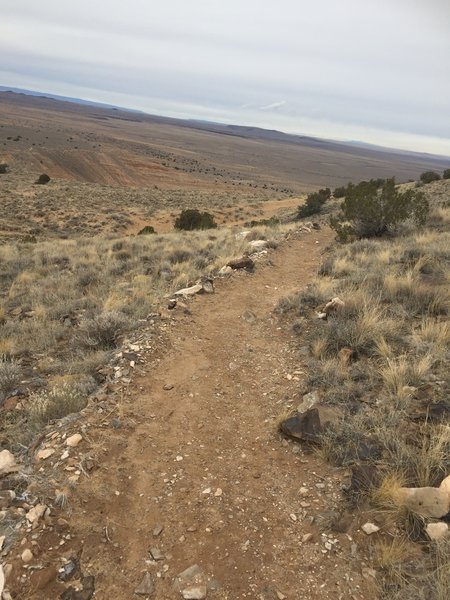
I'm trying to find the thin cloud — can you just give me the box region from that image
[259,100,286,111]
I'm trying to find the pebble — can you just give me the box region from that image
[214,488,223,497]
[135,572,154,596]
[163,384,174,391]
[149,547,164,561]
[153,524,164,537]
[37,448,55,460]
[21,548,33,563]
[361,522,380,535]
[66,434,82,447]
[182,586,207,599]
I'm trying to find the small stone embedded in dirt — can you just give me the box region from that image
[26,503,47,525]
[214,488,223,497]
[174,565,204,592]
[302,533,313,543]
[58,557,80,582]
[149,547,164,560]
[0,450,18,475]
[297,391,319,413]
[361,522,380,535]
[66,433,83,447]
[227,256,255,271]
[163,383,174,391]
[182,585,207,599]
[153,524,164,537]
[168,299,177,310]
[21,548,33,563]
[37,447,55,460]
[135,572,154,596]
[60,575,95,600]
[280,408,323,443]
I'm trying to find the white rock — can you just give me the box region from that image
[26,504,47,525]
[174,283,204,297]
[0,535,5,550]
[439,474,450,496]
[66,434,82,447]
[202,488,211,495]
[361,522,380,535]
[426,522,449,541]
[248,240,268,251]
[394,486,450,518]
[21,548,33,563]
[214,488,223,497]
[182,586,207,599]
[297,391,319,413]
[218,266,233,276]
[0,564,4,596]
[0,450,18,475]
[37,448,55,460]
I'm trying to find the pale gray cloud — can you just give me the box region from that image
[0,0,449,154]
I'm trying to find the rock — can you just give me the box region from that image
[280,408,323,443]
[361,567,377,579]
[394,487,450,518]
[26,503,47,525]
[361,523,380,535]
[426,522,449,541]
[153,524,164,537]
[214,488,223,497]
[168,299,177,310]
[248,240,268,251]
[182,586,207,599]
[297,391,319,413]
[163,384,174,391]
[439,474,450,496]
[21,548,33,562]
[0,564,4,596]
[60,575,95,600]
[149,547,164,561]
[324,297,345,316]
[135,572,154,596]
[0,450,18,475]
[174,565,204,592]
[302,533,313,543]
[174,283,204,297]
[227,257,255,271]
[58,557,80,582]
[66,433,83,447]
[218,266,233,276]
[0,490,15,509]
[30,566,57,590]
[37,448,55,460]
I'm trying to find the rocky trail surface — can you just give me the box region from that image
[7,228,377,599]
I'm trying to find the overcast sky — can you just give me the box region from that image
[1,0,450,155]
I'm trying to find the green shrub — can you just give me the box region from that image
[35,173,51,185]
[0,163,8,174]
[137,225,156,235]
[420,171,441,184]
[443,169,450,180]
[0,359,22,396]
[333,186,348,198]
[296,188,331,218]
[330,178,429,240]
[174,209,217,230]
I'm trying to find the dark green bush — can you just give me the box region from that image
[0,163,8,174]
[443,169,450,180]
[330,177,429,241]
[35,173,51,185]
[333,186,348,198]
[420,171,441,184]
[174,209,217,231]
[137,225,156,235]
[296,188,331,218]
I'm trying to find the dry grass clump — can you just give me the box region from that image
[0,357,23,397]
[0,221,293,445]
[28,383,88,429]
[283,216,450,593]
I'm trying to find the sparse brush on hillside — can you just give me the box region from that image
[279,204,450,597]
[296,188,331,218]
[0,221,294,448]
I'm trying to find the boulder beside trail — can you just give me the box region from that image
[227,257,255,271]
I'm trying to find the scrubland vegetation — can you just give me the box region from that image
[280,180,450,598]
[0,221,292,447]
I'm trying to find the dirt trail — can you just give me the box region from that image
[23,229,376,600]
